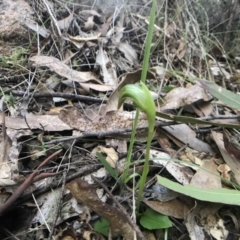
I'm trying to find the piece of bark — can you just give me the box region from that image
[67,179,146,240]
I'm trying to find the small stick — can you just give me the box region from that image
[0,149,62,216]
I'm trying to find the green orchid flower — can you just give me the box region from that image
[118,82,156,212]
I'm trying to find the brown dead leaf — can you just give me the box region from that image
[67,179,145,240]
[0,112,14,186]
[217,164,231,181]
[191,100,213,117]
[176,40,186,60]
[161,84,212,111]
[30,55,101,84]
[190,159,221,189]
[162,124,215,154]
[0,112,31,186]
[223,129,240,160]
[0,113,71,131]
[164,21,177,36]
[79,83,114,93]
[157,134,177,156]
[211,131,240,185]
[143,198,190,219]
[59,107,149,133]
[150,150,194,185]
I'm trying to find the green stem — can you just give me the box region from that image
[136,120,154,212]
[122,109,140,182]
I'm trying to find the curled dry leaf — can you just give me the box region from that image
[0,113,71,131]
[67,179,145,240]
[0,112,23,186]
[96,45,117,87]
[211,131,240,185]
[162,124,215,154]
[143,198,190,219]
[223,129,240,160]
[161,84,212,111]
[30,55,101,84]
[190,159,222,189]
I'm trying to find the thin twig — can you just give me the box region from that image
[0,149,62,216]
[11,91,107,104]
[14,164,102,206]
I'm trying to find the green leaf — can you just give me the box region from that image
[140,208,172,230]
[157,175,240,205]
[94,218,109,237]
[156,111,240,129]
[199,79,240,110]
[97,152,118,181]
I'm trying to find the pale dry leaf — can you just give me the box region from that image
[117,42,138,64]
[150,149,194,185]
[33,189,85,225]
[57,13,73,30]
[84,16,95,31]
[80,10,102,17]
[97,146,118,168]
[68,33,101,42]
[217,164,231,181]
[106,138,127,154]
[96,45,117,86]
[111,27,124,45]
[79,83,114,92]
[185,204,206,240]
[185,150,203,166]
[163,124,215,154]
[190,159,221,189]
[22,19,50,38]
[0,113,72,131]
[176,40,186,60]
[96,46,109,66]
[164,21,177,36]
[210,61,231,79]
[192,100,213,117]
[161,84,212,111]
[211,131,240,185]
[65,39,85,49]
[208,217,228,239]
[30,55,101,84]
[0,128,30,186]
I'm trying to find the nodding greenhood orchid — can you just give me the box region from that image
[118,82,156,212]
